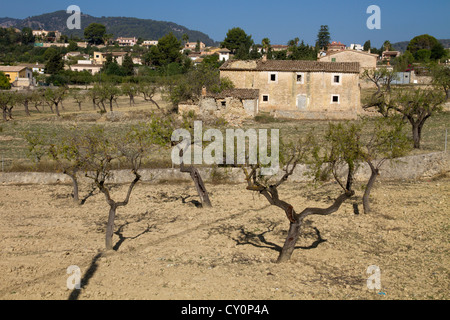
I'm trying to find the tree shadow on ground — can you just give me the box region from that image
[232,223,327,253]
[113,222,155,251]
[68,252,103,300]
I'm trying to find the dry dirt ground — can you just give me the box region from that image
[0,175,448,300]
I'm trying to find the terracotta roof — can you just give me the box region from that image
[220,59,360,73]
[0,66,28,72]
[321,50,379,58]
[17,63,46,68]
[71,64,103,68]
[206,88,260,100]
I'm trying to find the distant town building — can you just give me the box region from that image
[348,44,364,51]
[382,51,401,61]
[116,37,137,47]
[184,41,206,52]
[218,48,231,61]
[93,51,128,65]
[327,41,346,52]
[142,40,158,47]
[32,29,61,41]
[69,60,102,74]
[17,62,46,75]
[0,66,34,87]
[270,45,289,52]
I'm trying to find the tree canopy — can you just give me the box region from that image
[84,23,107,45]
[221,27,253,55]
[316,25,331,50]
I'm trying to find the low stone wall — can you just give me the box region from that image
[271,110,359,120]
[0,152,448,186]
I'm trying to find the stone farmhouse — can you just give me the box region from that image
[318,49,379,74]
[219,58,362,120]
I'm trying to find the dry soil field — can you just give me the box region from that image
[0,174,448,300]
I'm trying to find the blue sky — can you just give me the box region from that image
[1,0,449,47]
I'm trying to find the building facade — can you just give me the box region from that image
[219,59,362,120]
[0,66,34,87]
[318,50,378,73]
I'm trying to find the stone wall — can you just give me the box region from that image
[1,152,448,186]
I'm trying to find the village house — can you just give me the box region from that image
[64,52,90,61]
[270,45,289,52]
[184,41,206,52]
[17,62,46,75]
[318,49,379,73]
[116,37,137,47]
[219,58,362,120]
[327,41,346,52]
[32,29,61,41]
[0,66,34,87]
[218,48,231,61]
[92,51,128,65]
[69,60,102,75]
[142,40,158,47]
[348,44,364,51]
[382,50,401,61]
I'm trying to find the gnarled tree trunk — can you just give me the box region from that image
[276,192,353,263]
[180,162,212,208]
[362,162,379,214]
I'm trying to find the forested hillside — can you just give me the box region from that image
[0,10,218,46]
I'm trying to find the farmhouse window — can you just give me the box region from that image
[268,72,278,83]
[334,75,341,83]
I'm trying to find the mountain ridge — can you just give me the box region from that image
[0,10,219,46]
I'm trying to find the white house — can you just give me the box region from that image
[218,48,231,61]
[142,40,158,47]
[116,37,137,47]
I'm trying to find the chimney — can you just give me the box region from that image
[262,54,267,62]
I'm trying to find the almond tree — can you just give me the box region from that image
[359,116,410,214]
[25,127,84,204]
[44,86,68,117]
[242,128,358,263]
[0,90,15,121]
[390,88,445,148]
[98,83,121,112]
[76,119,171,250]
[121,82,138,106]
[71,89,87,111]
[138,82,161,109]
[364,87,446,148]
